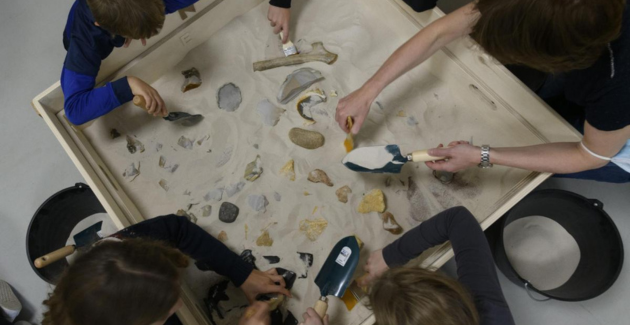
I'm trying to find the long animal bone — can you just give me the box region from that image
[253,42,338,72]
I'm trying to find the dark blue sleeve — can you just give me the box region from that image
[403,0,438,12]
[61,68,133,125]
[163,0,199,14]
[112,215,254,287]
[382,207,515,325]
[270,0,291,9]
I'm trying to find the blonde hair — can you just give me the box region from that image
[368,267,480,325]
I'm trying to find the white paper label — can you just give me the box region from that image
[335,247,352,267]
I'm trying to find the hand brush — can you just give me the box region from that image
[279,32,298,56]
[344,116,355,152]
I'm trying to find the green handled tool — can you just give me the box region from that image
[313,236,362,318]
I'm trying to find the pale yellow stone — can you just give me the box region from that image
[397,110,407,117]
[256,230,274,246]
[357,189,386,213]
[299,217,328,241]
[280,159,296,181]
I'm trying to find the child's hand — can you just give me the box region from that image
[239,301,271,325]
[240,268,292,303]
[123,38,147,48]
[301,308,329,325]
[267,5,291,43]
[128,76,168,117]
[359,249,389,287]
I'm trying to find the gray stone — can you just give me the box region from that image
[248,194,268,212]
[219,202,239,223]
[277,68,324,104]
[225,182,245,198]
[217,83,242,112]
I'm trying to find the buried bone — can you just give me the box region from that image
[126,136,144,154]
[299,217,328,241]
[307,169,333,187]
[277,68,325,104]
[289,128,325,149]
[244,155,263,181]
[217,83,242,112]
[181,68,202,93]
[254,42,338,72]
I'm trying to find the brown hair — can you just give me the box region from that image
[471,0,626,73]
[42,239,189,325]
[87,0,166,39]
[368,267,480,325]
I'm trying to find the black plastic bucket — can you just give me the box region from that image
[491,189,624,301]
[26,183,107,284]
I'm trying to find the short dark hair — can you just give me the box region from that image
[87,0,166,39]
[42,239,189,325]
[471,0,626,73]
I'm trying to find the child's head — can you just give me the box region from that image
[471,0,626,73]
[42,239,189,325]
[368,267,479,325]
[87,0,166,39]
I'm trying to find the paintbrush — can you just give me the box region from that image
[340,274,369,311]
[279,32,298,56]
[344,117,354,153]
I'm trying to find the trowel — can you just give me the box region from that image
[342,144,445,174]
[133,95,204,126]
[312,236,361,318]
[34,221,103,268]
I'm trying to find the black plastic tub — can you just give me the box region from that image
[491,189,624,301]
[26,183,106,284]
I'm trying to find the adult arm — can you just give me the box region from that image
[426,123,630,174]
[113,215,254,287]
[336,3,479,133]
[268,1,292,43]
[382,206,514,325]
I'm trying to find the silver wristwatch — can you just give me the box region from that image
[478,145,493,168]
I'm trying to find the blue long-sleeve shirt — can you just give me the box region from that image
[61,0,198,125]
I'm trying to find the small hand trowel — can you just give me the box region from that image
[34,221,103,268]
[313,236,361,318]
[342,144,445,174]
[133,95,204,126]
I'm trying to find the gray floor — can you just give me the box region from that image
[0,0,628,324]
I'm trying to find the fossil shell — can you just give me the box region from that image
[277,68,325,104]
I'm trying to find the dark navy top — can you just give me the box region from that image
[383,207,515,325]
[61,0,197,125]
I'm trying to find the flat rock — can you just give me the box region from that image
[279,159,296,181]
[225,181,245,198]
[307,169,333,187]
[358,189,386,213]
[217,231,228,242]
[335,185,352,203]
[217,83,242,112]
[256,230,273,246]
[382,212,403,235]
[244,155,263,181]
[277,68,325,104]
[202,205,212,217]
[248,194,269,212]
[123,162,140,182]
[289,128,325,149]
[204,187,224,201]
[257,99,284,126]
[219,202,239,223]
[299,218,328,241]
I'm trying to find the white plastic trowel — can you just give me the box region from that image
[342,145,445,174]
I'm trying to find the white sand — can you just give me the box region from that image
[81,0,542,324]
[504,216,581,291]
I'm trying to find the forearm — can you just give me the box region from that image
[491,142,608,174]
[364,3,477,97]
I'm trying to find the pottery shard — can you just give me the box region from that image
[280,159,296,181]
[217,83,242,112]
[307,169,333,187]
[358,189,386,213]
[202,205,212,217]
[178,136,194,149]
[299,218,328,241]
[257,99,284,126]
[277,68,325,104]
[382,212,403,235]
[217,231,228,242]
[336,185,352,203]
[219,202,239,223]
[204,187,224,202]
[244,155,263,181]
[181,68,202,93]
[289,128,325,149]
[256,230,273,247]
[248,195,269,212]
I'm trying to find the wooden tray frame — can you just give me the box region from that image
[31,1,581,324]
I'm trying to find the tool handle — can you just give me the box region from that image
[409,150,445,162]
[133,95,168,117]
[34,245,76,268]
[314,297,328,318]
